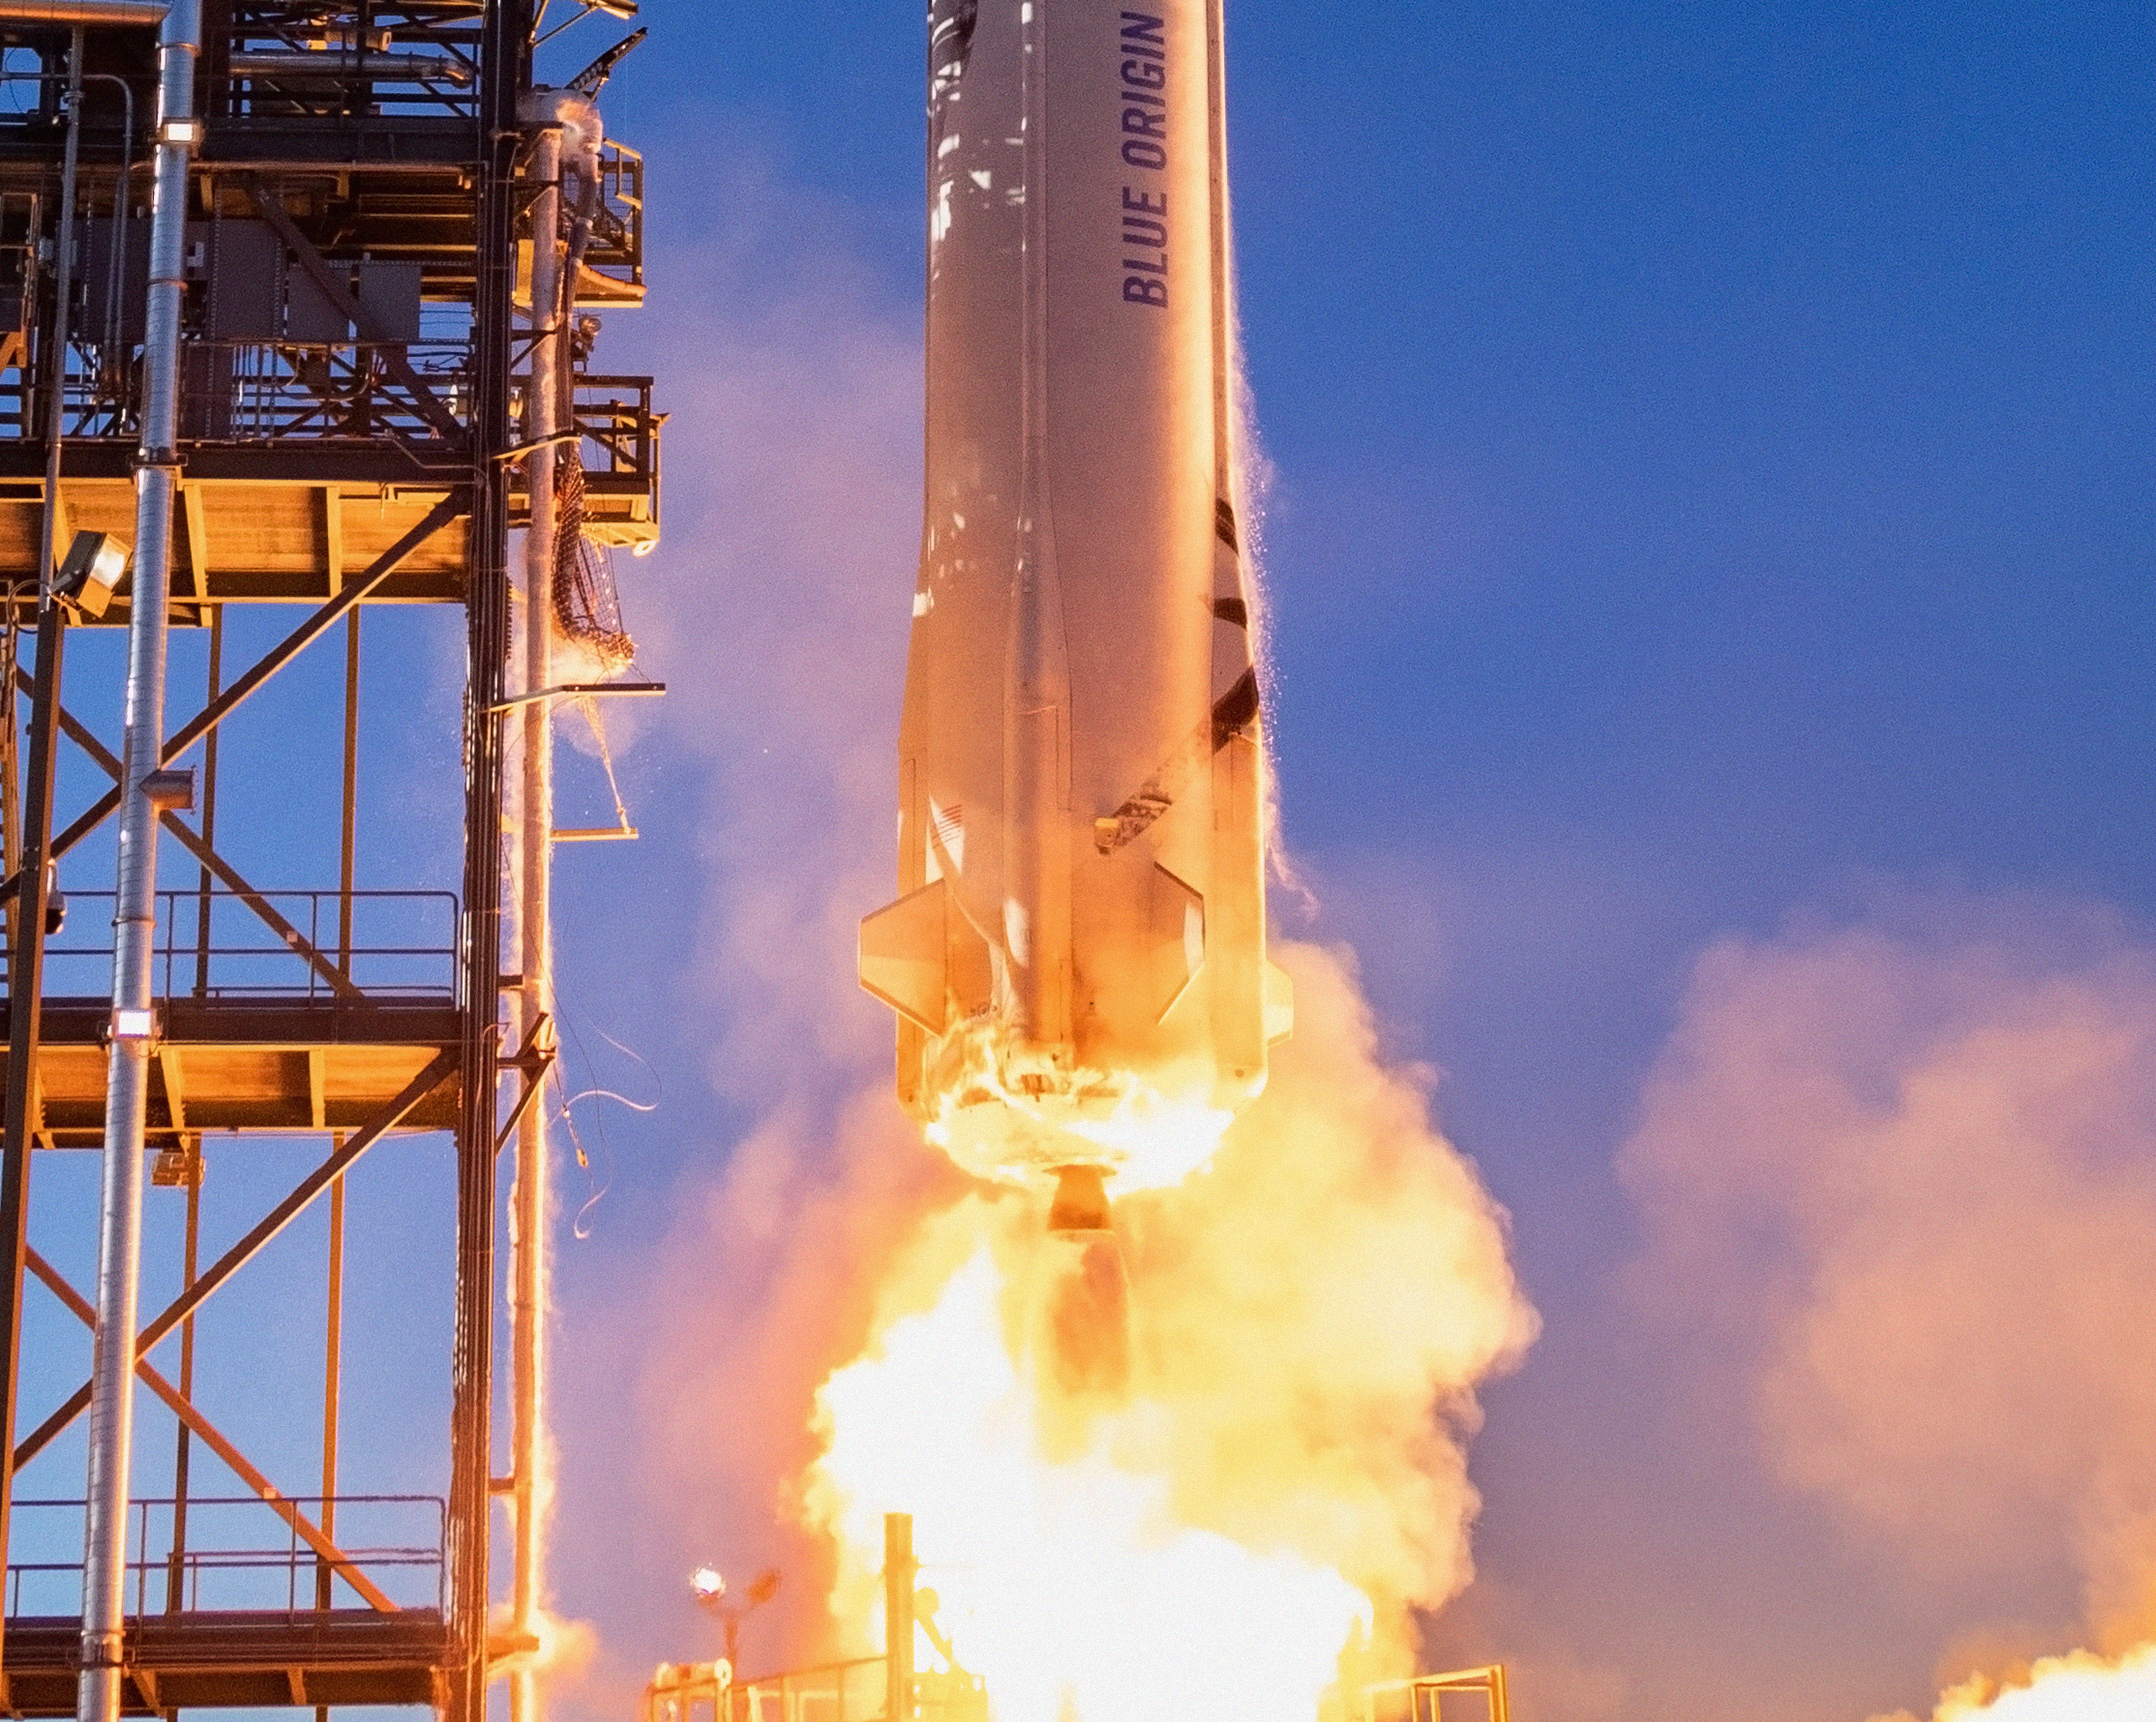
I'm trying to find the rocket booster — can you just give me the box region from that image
[859,0,1290,1195]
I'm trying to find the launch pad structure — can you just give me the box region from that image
[0,4,660,1721]
[644,1517,1512,1722]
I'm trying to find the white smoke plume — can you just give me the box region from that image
[800,939,1536,1694]
[1114,939,1537,1619]
[1618,897,2156,1711]
[544,163,935,1718]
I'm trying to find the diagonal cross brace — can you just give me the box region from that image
[23,1249,399,1614]
[493,1012,554,1159]
[34,684,366,1003]
[160,816,367,1002]
[0,495,462,908]
[12,1048,457,1473]
[243,179,464,442]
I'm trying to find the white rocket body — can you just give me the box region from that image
[860,0,1290,1193]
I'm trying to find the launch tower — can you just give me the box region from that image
[0,4,658,1720]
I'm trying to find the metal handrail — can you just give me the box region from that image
[581,140,644,290]
[218,8,486,121]
[656,1655,987,1722]
[734,1656,883,1722]
[3,1493,446,1619]
[14,886,459,1002]
[572,373,660,488]
[1361,1665,1512,1722]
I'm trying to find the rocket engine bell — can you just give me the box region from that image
[859,0,1291,1195]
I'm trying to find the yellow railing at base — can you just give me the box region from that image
[1360,1664,1511,1722]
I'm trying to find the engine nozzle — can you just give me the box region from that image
[1046,1163,1112,1233]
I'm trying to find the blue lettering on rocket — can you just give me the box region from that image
[1119,14,1167,306]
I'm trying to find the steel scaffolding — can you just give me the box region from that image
[0,4,660,1717]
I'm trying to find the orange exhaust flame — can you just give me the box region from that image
[921,1015,1234,1193]
[800,942,1537,1722]
[809,1242,1369,1722]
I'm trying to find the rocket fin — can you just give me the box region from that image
[1150,864,1205,1022]
[860,879,957,1033]
[862,876,995,1032]
[1263,959,1295,1045]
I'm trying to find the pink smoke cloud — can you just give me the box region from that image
[1620,898,2156,1672]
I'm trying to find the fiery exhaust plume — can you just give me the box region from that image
[1880,1645,2156,1721]
[800,941,1536,1722]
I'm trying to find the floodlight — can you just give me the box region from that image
[54,529,128,620]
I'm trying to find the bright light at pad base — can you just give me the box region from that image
[923,1022,1236,1194]
[1896,1645,2156,1721]
[805,1247,1371,1722]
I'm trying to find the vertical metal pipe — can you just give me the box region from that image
[314,1160,343,1627]
[161,1140,196,1614]
[450,6,531,1718]
[509,119,560,1722]
[189,608,219,997]
[882,1514,913,1722]
[77,7,197,1722]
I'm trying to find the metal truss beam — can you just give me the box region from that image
[0,495,464,908]
[11,1048,457,1473]
[22,1248,398,1614]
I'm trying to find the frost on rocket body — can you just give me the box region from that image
[828,5,1535,1712]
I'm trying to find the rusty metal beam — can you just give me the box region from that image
[22,1248,398,1615]
[12,1049,457,1472]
